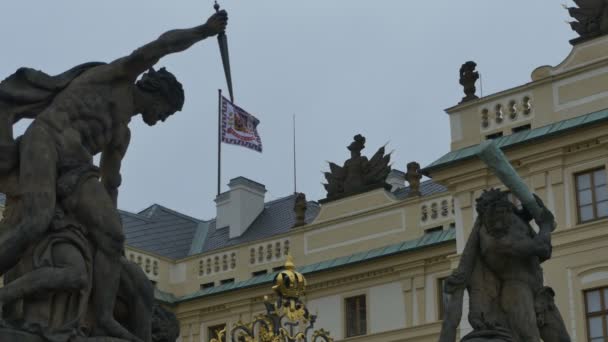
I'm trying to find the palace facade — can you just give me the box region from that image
[100,14,608,342]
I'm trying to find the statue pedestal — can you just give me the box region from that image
[0,328,45,342]
[0,328,129,342]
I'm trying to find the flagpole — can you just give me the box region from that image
[217,89,222,197]
[293,114,297,194]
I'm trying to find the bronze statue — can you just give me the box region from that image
[567,0,608,44]
[439,189,570,342]
[322,134,391,203]
[0,9,228,342]
[459,61,479,104]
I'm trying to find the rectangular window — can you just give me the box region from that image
[438,278,449,320]
[486,132,503,140]
[576,168,608,223]
[200,282,214,290]
[512,124,531,133]
[272,266,286,272]
[252,270,268,277]
[345,295,367,337]
[424,226,443,234]
[584,287,608,341]
[220,278,235,285]
[207,323,226,342]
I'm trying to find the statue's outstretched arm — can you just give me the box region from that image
[115,10,227,79]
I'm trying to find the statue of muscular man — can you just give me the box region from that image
[439,189,570,342]
[0,10,227,342]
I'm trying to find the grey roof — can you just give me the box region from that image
[392,179,448,199]
[121,205,203,259]
[200,194,320,253]
[170,227,456,304]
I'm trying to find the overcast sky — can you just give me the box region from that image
[1,1,576,220]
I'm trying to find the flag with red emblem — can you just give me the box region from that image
[220,96,262,152]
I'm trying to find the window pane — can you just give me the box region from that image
[580,205,595,222]
[598,201,608,218]
[587,290,602,313]
[579,189,593,206]
[596,185,608,202]
[595,169,607,186]
[605,288,608,310]
[578,173,592,190]
[589,316,604,338]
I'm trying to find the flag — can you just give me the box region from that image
[220,96,263,152]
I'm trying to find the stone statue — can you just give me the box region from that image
[293,193,307,227]
[567,0,608,44]
[150,305,180,342]
[404,161,422,196]
[438,189,570,342]
[322,134,391,203]
[0,9,228,342]
[459,61,479,104]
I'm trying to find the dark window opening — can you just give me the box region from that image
[512,124,531,133]
[425,226,443,234]
[273,266,286,272]
[252,270,268,277]
[584,287,608,341]
[220,278,235,285]
[345,295,367,337]
[200,282,214,290]
[575,168,608,223]
[486,132,503,140]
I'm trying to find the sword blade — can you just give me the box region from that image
[217,33,234,103]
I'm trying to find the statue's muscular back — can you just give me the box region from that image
[36,64,133,162]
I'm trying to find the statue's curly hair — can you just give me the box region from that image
[475,188,514,216]
[136,67,185,111]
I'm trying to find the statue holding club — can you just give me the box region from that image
[438,141,571,342]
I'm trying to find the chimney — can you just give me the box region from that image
[386,170,406,191]
[405,162,422,197]
[215,177,266,239]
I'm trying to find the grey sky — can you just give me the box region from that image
[1,1,575,220]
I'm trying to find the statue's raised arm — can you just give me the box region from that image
[115,10,228,80]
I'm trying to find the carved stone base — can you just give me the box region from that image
[0,328,45,342]
[0,328,129,342]
[461,328,514,342]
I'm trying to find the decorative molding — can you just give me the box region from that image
[198,250,238,277]
[127,250,160,281]
[552,64,608,112]
[199,304,227,315]
[420,196,454,226]
[249,239,290,266]
[307,267,396,292]
[479,93,533,132]
[305,209,405,255]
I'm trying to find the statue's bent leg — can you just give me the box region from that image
[501,280,541,342]
[69,178,142,342]
[537,287,571,342]
[0,123,57,274]
[120,259,154,342]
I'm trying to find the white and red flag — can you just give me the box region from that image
[220,96,262,152]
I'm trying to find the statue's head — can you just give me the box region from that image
[136,67,185,126]
[475,189,517,238]
[347,134,366,155]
